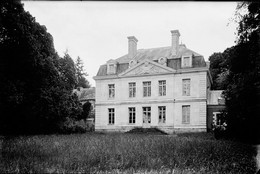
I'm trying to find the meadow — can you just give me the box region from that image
[0,132,257,174]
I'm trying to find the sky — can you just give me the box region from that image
[23,1,238,87]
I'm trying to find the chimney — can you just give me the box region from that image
[171,30,180,56]
[206,61,210,69]
[127,36,138,59]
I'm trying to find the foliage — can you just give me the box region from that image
[75,56,90,88]
[0,0,82,135]
[58,52,78,90]
[223,2,260,143]
[0,133,256,173]
[81,101,92,120]
[59,118,94,133]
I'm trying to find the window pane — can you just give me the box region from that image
[182,79,190,96]
[182,106,190,124]
[159,80,166,96]
[109,84,115,98]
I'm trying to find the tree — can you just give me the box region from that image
[223,2,260,143]
[58,52,78,90]
[81,101,92,120]
[0,0,82,134]
[75,57,90,88]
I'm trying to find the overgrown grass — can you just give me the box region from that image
[0,132,256,173]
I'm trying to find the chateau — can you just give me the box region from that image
[93,30,213,134]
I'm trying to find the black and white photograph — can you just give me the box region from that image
[0,1,259,173]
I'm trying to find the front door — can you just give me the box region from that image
[143,107,151,128]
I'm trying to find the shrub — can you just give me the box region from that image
[59,118,94,134]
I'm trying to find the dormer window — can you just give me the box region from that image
[158,57,167,66]
[181,54,192,68]
[106,59,117,75]
[108,64,115,74]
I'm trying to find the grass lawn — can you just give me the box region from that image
[0,132,257,173]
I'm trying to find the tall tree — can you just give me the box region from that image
[223,2,260,143]
[75,57,90,88]
[0,0,82,134]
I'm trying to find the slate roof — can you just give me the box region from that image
[73,87,95,101]
[96,44,206,76]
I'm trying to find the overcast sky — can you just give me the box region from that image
[23,1,238,87]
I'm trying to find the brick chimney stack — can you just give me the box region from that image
[171,30,180,56]
[127,36,138,59]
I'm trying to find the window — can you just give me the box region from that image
[108,108,115,124]
[129,82,136,98]
[182,105,190,124]
[108,64,115,74]
[182,79,190,96]
[183,57,190,67]
[129,107,136,124]
[159,80,166,96]
[143,107,151,123]
[158,106,166,123]
[143,81,151,97]
[108,84,115,98]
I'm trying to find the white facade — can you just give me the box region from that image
[94,30,212,133]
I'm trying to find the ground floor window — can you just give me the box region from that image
[108,108,115,124]
[143,107,151,124]
[182,105,190,124]
[158,106,166,123]
[129,107,136,124]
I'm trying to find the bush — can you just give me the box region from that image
[59,118,94,134]
[213,123,227,140]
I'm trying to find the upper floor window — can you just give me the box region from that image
[129,82,136,98]
[106,59,117,74]
[108,84,115,98]
[108,64,115,74]
[108,108,115,124]
[143,81,151,97]
[159,80,166,96]
[129,107,136,124]
[182,105,190,124]
[181,55,192,68]
[182,79,190,96]
[158,106,166,123]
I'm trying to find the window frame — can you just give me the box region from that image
[129,82,136,98]
[129,107,136,124]
[158,106,166,124]
[181,55,192,68]
[143,107,151,124]
[182,79,190,96]
[143,81,151,97]
[182,105,190,124]
[108,108,115,125]
[158,80,166,96]
[108,84,115,99]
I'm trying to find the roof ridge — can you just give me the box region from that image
[137,46,171,51]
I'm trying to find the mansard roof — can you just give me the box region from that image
[96,44,206,77]
[115,44,202,63]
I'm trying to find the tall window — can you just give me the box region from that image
[158,106,166,123]
[129,82,136,98]
[129,107,136,124]
[108,84,115,98]
[182,105,190,124]
[143,107,151,123]
[108,108,115,124]
[143,81,151,97]
[182,79,190,96]
[159,80,166,96]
